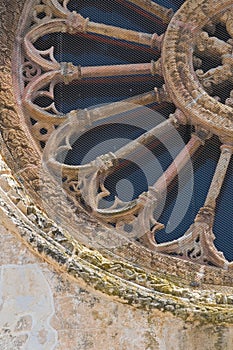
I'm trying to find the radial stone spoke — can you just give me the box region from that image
[171,144,233,268]
[61,60,161,81]
[66,10,162,48]
[114,114,182,161]
[149,130,207,195]
[84,115,183,179]
[138,130,210,251]
[67,87,169,125]
[126,0,173,23]
[201,144,233,213]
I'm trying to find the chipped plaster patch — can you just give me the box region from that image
[0,264,57,349]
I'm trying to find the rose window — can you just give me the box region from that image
[13,0,233,269]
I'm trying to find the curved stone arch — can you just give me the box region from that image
[0,0,233,325]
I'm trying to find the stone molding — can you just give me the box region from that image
[0,0,233,324]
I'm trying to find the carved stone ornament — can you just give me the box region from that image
[1,0,233,322]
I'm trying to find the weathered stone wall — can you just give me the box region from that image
[1,222,233,350]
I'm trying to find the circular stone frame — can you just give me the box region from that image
[0,0,233,324]
[162,0,233,141]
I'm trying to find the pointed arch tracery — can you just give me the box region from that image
[13,0,233,268]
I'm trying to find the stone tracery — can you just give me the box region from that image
[1,0,233,323]
[10,0,233,269]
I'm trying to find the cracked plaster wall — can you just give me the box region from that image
[0,222,233,350]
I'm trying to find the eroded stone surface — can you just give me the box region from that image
[0,224,233,349]
[0,263,57,349]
